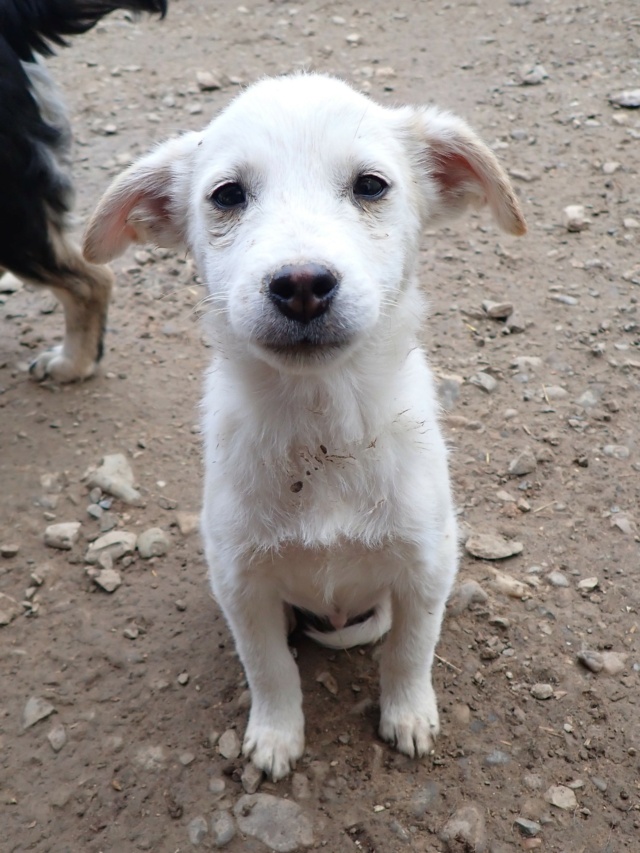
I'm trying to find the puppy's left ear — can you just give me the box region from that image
[409,107,527,235]
[83,131,202,264]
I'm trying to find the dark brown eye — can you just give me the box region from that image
[211,182,246,209]
[353,174,388,200]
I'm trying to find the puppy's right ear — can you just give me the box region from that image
[83,132,201,264]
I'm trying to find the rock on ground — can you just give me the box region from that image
[440,803,487,852]
[234,794,314,851]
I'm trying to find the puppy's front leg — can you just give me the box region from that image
[379,536,456,758]
[379,591,445,757]
[214,576,304,780]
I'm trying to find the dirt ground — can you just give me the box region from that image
[1,1,639,851]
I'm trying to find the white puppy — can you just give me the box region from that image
[84,74,526,780]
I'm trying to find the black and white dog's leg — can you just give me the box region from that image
[379,521,457,757]
[210,570,305,780]
[29,234,113,382]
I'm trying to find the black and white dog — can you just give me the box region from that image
[0,0,166,381]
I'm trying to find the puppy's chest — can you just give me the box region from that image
[280,441,371,499]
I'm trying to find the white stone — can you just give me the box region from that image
[509,448,537,476]
[563,204,589,232]
[176,511,200,536]
[23,696,56,729]
[465,533,524,561]
[86,454,143,506]
[609,88,640,108]
[544,785,578,809]
[85,530,137,564]
[137,527,169,559]
[47,723,67,752]
[196,70,222,91]
[44,522,81,550]
[93,568,122,593]
[218,729,241,759]
[482,300,513,319]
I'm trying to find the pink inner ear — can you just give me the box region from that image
[107,189,172,254]
[431,150,484,197]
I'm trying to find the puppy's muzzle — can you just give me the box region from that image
[268,263,338,324]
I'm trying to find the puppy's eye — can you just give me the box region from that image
[353,174,388,200]
[210,182,246,209]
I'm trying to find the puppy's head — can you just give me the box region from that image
[84,74,525,373]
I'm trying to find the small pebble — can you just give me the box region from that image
[316,670,338,695]
[603,444,630,459]
[482,299,513,319]
[44,522,81,551]
[0,543,20,558]
[218,729,241,760]
[465,533,524,561]
[470,371,498,393]
[514,817,541,837]
[520,64,548,85]
[85,530,137,564]
[563,204,589,232]
[176,511,200,536]
[211,810,236,847]
[508,448,537,476]
[544,785,578,810]
[188,816,208,846]
[609,88,640,108]
[137,527,169,559]
[47,723,67,752]
[209,777,226,796]
[440,803,487,852]
[196,70,222,91]
[550,293,578,306]
[577,649,604,673]
[547,571,569,588]
[241,761,263,794]
[92,568,122,593]
[177,672,189,686]
[87,453,142,506]
[530,683,554,700]
[23,696,56,729]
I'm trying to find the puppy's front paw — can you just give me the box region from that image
[379,694,440,758]
[243,715,305,781]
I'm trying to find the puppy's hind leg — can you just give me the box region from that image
[29,230,113,383]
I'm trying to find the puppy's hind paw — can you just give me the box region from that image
[243,721,305,781]
[379,704,440,758]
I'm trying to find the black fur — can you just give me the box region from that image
[0,0,166,281]
[0,0,166,61]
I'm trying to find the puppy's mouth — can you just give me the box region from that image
[262,338,345,358]
[255,319,352,361]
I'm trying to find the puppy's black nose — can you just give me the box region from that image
[268,263,338,324]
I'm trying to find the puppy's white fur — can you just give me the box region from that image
[84,74,525,780]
